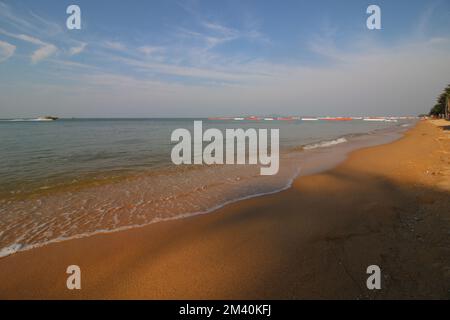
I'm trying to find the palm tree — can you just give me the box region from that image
[429,84,450,119]
[446,85,450,119]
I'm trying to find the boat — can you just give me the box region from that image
[276,117,295,121]
[36,116,59,121]
[301,117,318,121]
[325,117,352,121]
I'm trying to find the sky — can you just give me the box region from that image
[0,0,449,118]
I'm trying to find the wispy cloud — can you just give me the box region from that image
[0,28,58,63]
[201,21,240,47]
[69,43,87,56]
[177,19,270,50]
[0,40,15,62]
[0,1,271,82]
[110,55,267,83]
[416,2,438,37]
[308,36,343,62]
[28,10,63,36]
[0,1,35,31]
[0,28,46,45]
[31,44,57,63]
[138,46,165,55]
[0,1,62,36]
[103,41,127,52]
[0,2,87,63]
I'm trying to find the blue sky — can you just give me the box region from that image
[0,0,449,117]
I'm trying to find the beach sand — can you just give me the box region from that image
[0,120,449,299]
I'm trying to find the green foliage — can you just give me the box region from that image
[430,104,444,116]
[429,84,450,116]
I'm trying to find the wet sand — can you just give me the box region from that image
[0,120,449,299]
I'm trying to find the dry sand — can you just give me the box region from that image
[0,120,449,299]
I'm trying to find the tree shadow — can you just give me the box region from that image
[1,169,449,299]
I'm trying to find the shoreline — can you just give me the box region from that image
[0,120,449,299]
[0,123,410,259]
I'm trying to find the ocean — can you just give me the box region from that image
[0,118,415,257]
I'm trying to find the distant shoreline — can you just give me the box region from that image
[0,116,420,120]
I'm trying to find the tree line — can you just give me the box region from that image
[429,84,450,117]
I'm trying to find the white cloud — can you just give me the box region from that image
[0,28,46,45]
[0,28,57,63]
[31,44,57,64]
[0,40,15,62]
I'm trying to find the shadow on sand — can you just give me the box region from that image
[1,167,449,299]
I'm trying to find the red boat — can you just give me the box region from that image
[245,116,260,120]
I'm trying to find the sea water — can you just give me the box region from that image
[0,118,415,257]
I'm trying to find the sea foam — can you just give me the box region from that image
[303,137,348,150]
[0,243,23,258]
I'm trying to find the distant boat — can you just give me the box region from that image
[321,117,352,121]
[36,116,59,121]
[301,117,318,121]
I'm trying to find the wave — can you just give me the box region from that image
[0,243,23,258]
[0,166,302,259]
[303,137,348,150]
[0,118,54,122]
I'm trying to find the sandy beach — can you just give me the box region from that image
[0,120,449,299]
